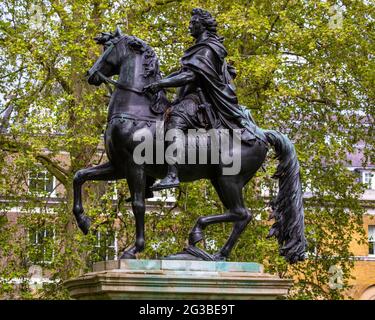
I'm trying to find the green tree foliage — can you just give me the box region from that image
[0,0,373,299]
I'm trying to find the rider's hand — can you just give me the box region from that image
[143,82,162,94]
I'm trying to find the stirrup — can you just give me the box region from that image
[151,181,180,191]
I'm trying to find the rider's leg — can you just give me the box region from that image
[151,116,186,191]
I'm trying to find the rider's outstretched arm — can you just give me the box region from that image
[158,69,196,88]
[145,69,196,92]
[163,70,181,79]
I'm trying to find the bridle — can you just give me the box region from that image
[87,36,149,96]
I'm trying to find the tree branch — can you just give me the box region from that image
[296,95,338,107]
[0,66,27,80]
[0,134,69,187]
[50,65,73,95]
[0,105,14,132]
[257,0,291,50]
[35,154,69,186]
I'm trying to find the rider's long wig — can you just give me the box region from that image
[191,8,226,44]
[192,8,218,33]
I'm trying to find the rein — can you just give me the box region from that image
[96,71,146,95]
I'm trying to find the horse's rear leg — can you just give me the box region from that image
[73,162,123,234]
[213,178,252,260]
[120,166,146,259]
[190,177,252,261]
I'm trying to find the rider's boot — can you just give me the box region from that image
[152,116,184,191]
[151,163,180,191]
[151,133,184,191]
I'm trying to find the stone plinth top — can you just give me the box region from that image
[93,259,264,274]
[65,259,292,300]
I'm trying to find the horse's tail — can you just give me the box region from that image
[264,130,306,264]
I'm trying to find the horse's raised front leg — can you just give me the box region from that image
[120,165,146,259]
[73,162,123,234]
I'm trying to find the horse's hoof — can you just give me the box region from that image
[212,253,227,261]
[188,229,204,245]
[77,215,91,235]
[164,252,203,261]
[120,251,136,259]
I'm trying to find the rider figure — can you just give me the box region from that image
[144,8,250,191]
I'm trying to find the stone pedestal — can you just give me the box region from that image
[64,259,292,300]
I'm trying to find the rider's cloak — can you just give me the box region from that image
[181,33,244,128]
[180,32,267,143]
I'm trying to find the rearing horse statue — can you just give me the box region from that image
[73,27,306,263]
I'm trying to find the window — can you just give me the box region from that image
[28,168,55,196]
[369,226,375,256]
[362,171,375,190]
[28,227,54,264]
[93,231,118,261]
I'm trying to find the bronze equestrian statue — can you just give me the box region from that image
[73,8,306,263]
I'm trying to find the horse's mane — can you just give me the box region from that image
[95,31,169,114]
[125,36,160,79]
[124,36,169,114]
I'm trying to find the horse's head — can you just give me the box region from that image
[87,27,168,113]
[86,27,124,86]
